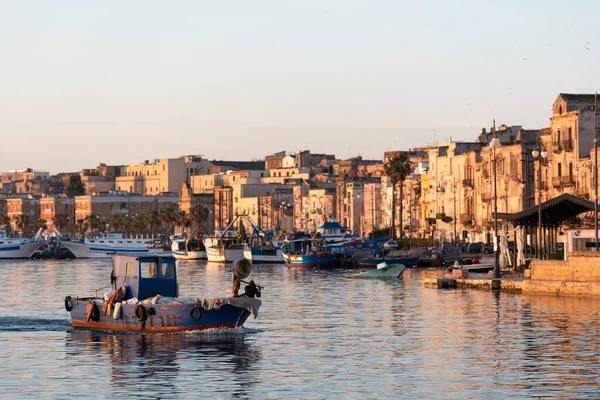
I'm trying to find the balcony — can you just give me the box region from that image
[552,139,573,153]
[552,176,576,187]
[460,213,473,225]
[481,193,493,202]
[462,179,474,188]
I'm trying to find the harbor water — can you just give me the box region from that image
[2,259,600,399]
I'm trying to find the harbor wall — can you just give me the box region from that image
[530,252,600,282]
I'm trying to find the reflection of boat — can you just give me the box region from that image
[282,238,335,268]
[171,237,207,260]
[352,263,406,279]
[0,228,45,259]
[66,328,262,394]
[65,253,261,332]
[61,232,165,259]
[357,256,419,268]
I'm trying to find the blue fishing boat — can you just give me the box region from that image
[282,238,335,268]
[242,218,284,264]
[357,256,419,268]
[64,254,262,333]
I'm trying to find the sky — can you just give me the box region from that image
[0,0,599,174]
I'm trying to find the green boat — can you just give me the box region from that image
[352,263,406,279]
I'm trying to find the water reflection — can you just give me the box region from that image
[65,329,262,397]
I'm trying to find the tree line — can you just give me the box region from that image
[0,204,210,237]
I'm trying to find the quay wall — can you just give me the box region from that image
[531,252,600,282]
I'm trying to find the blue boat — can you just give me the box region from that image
[357,256,420,268]
[64,254,262,333]
[242,218,284,264]
[282,238,335,268]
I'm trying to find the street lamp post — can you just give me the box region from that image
[532,145,548,259]
[595,92,599,251]
[490,125,501,285]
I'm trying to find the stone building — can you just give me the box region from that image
[74,194,179,224]
[7,197,40,233]
[178,183,214,235]
[39,197,75,234]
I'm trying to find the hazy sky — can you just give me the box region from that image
[1,1,598,173]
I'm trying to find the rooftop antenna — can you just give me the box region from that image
[432,129,437,145]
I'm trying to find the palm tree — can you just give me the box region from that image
[160,207,177,234]
[85,214,101,233]
[146,210,161,238]
[121,216,134,238]
[109,214,122,232]
[134,214,146,237]
[54,213,69,231]
[384,153,413,239]
[75,219,88,236]
[14,214,30,234]
[0,214,11,233]
[34,218,47,231]
[190,204,209,234]
[176,210,191,235]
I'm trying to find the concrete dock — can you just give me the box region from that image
[424,277,525,293]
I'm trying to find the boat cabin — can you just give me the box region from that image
[318,222,350,237]
[111,254,178,301]
[284,238,329,255]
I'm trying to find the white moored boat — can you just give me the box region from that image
[61,232,166,259]
[171,237,207,260]
[203,237,245,263]
[0,229,45,259]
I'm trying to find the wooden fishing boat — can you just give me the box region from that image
[282,238,335,268]
[64,254,261,333]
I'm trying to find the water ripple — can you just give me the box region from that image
[1,260,600,398]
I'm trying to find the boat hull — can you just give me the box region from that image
[206,246,244,263]
[61,241,165,259]
[243,248,284,264]
[357,256,419,268]
[0,241,44,259]
[283,253,336,268]
[172,250,207,260]
[69,299,252,333]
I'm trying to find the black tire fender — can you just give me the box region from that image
[190,306,202,321]
[65,296,73,312]
[135,304,147,321]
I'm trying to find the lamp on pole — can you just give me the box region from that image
[489,123,501,285]
[532,145,548,259]
[595,92,599,251]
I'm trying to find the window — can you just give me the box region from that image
[126,262,136,276]
[557,129,561,143]
[160,262,175,278]
[569,163,573,178]
[141,262,157,278]
[558,163,562,177]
